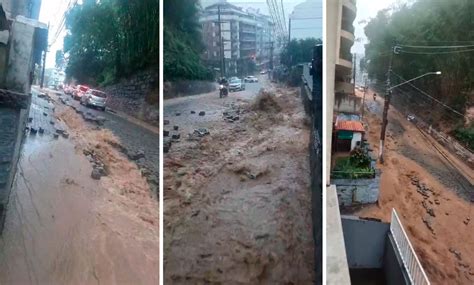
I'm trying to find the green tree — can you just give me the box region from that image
[280,38,322,68]
[55,50,65,69]
[163,0,212,81]
[64,0,159,86]
[364,0,473,127]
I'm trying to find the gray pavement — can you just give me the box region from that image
[53,90,159,193]
[163,77,263,140]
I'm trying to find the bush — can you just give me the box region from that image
[453,126,474,150]
[349,146,372,168]
[331,148,375,179]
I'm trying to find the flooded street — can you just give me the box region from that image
[354,90,474,284]
[164,77,315,283]
[0,89,159,284]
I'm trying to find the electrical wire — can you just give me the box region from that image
[397,44,474,49]
[390,71,465,117]
[398,48,474,55]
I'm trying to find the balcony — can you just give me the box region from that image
[240,37,256,42]
[343,0,357,14]
[240,28,256,34]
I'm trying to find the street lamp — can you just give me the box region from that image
[379,70,442,163]
[388,71,441,91]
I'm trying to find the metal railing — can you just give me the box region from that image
[390,209,430,285]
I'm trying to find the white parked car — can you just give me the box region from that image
[244,76,258,83]
[80,89,107,111]
[229,78,245,92]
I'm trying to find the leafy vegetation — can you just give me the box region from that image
[364,0,473,126]
[164,0,212,81]
[453,125,474,150]
[280,38,322,68]
[331,147,375,179]
[64,0,159,86]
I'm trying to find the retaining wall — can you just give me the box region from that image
[103,69,158,126]
[163,80,216,99]
[333,172,381,206]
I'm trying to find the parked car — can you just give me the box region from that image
[73,85,90,100]
[244,76,258,83]
[63,86,72,95]
[260,70,267,74]
[229,78,245,92]
[80,89,107,111]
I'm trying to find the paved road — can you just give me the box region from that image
[46,88,159,193]
[163,77,263,139]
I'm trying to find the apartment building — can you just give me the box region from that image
[200,1,274,76]
[1,0,42,20]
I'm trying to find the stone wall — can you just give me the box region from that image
[103,69,158,126]
[163,80,216,99]
[333,171,381,206]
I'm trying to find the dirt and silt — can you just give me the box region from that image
[164,86,315,283]
[351,90,474,284]
[0,91,159,284]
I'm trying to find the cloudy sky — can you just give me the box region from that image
[203,0,322,40]
[38,0,79,69]
[353,0,406,55]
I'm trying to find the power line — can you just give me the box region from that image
[390,71,465,117]
[290,17,322,20]
[398,44,474,49]
[280,0,287,34]
[398,48,474,55]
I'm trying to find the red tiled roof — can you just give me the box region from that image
[335,120,365,132]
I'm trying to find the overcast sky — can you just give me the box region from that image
[204,0,322,39]
[39,0,75,69]
[353,0,406,55]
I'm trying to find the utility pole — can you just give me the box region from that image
[288,18,291,43]
[217,5,224,77]
[379,47,395,163]
[269,41,274,70]
[40,22,50,89]
[352,53,357,86]
[361,77,367,120]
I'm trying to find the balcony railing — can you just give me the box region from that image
[390,209,430,285]
[240,28,256,34]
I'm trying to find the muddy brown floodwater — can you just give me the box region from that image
[352,90,474,284]
[164,83,315,284]
[0,90,159,284]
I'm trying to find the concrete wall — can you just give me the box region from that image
[333,172,380,206]
[334,92,362,114]
[326,0,338,182]
[163,80,216,99]
[5,18,35,94]
[351,132,362,150]
[103,69,158,126]
[341,216,390,268]
[327,186,351,285]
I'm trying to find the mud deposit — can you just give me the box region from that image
[164,87,314,284]
[353,90,474,284]
[0,91,158,284]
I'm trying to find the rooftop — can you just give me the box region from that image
[335,120,365,133]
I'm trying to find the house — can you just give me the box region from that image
[333,120,364,152]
